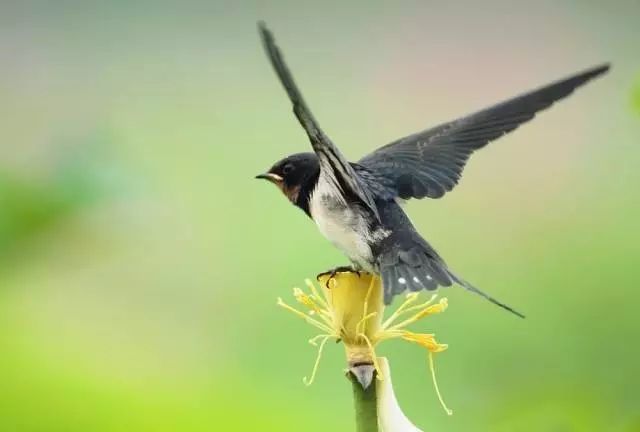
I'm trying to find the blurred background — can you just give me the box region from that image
[1,1,639,430]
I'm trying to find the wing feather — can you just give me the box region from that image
[259,23,380,219]
[358,64,610,200]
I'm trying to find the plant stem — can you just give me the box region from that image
[348,370,379,432]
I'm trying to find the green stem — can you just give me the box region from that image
[349,371,379,432]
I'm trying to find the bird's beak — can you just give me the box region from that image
[255,173,283,184]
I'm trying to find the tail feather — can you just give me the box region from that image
[378,246,524,318]
[451,273,525,318]
[423,258,452,287]
[405,267,427,291]
[381,269,392,298]
[398,266,424,292]
[390,267,405,296]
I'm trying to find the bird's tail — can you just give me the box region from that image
[378,246,524,318]
[448,272,525,318]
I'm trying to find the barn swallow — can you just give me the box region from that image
[256,22,609,317]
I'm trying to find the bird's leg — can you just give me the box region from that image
[317,265,361,288]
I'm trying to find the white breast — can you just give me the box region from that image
[309,175,380,270]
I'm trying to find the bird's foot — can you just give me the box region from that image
[316,266,361,288]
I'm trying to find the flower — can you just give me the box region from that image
[277,271,452,415]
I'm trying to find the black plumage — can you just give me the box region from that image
[256,22,609,317]
[356,64,610,200]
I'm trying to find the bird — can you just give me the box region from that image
[255,22,609,317]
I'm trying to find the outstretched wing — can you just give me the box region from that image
[358,64,610,200]
[258,22,380,220]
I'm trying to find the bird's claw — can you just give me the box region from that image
[316,266,361,288]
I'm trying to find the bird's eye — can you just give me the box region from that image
[282,163,294,175]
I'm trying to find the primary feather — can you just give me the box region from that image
[357,64,609,200]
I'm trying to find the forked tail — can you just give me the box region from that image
[378,246,524,318]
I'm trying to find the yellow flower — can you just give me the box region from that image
[277,271,452,415]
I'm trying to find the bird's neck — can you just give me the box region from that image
[295,170,320,217]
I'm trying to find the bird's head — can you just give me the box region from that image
[256,152,319,204]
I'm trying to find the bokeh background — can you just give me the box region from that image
[1,1,639,431]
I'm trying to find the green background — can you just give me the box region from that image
[1,1,639,430]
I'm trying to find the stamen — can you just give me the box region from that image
[277,298,334,334]
[429,352,453,416]
[303,335,331,386]
[382,295,438,330]
[293,291,335,328]
[374,329,405,342]
[387,299,447,331]
[309,334,333,346]
[355,312,378,335]
[305,279,330,310]
[294,287,325,315]
[396,294,438,316]
[382,292,421,329]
